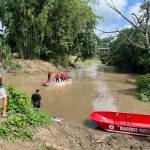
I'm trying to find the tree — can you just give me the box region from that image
[108,27,150,73]
[0,36,11,62]
[0,0,99,66]
[99,36,114,48]
[99,0,150,53]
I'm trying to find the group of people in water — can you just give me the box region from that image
[0,62,71,110]
[47,70,71,83]
[31,70,71,108]
[0,60,71,114]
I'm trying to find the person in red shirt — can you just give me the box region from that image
[47,70,53,82]
[60,73,64,81]
[55,73,60,82]
[64,73,68,80]
[64,73,71,80]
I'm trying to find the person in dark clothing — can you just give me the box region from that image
[31,89,41,108]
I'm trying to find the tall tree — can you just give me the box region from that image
[99,0,150,53]
[108,27,150,73]
[0,0,99,65]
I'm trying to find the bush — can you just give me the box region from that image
[0,85,52,141]
[5,61,22,73]
[0,37,11,62]
[6,85,29,114]
[136,74,150,102]
[0,114,33,141]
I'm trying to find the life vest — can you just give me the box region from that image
[48,71,53,75]
[55,74,60,79]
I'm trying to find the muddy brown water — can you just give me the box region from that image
[4,63,150,128]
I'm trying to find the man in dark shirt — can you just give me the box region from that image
[31,89,41,108]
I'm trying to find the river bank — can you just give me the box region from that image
[2,59,150,150]
[0,119,150,150]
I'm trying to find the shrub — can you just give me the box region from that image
[136,74,150,102]
[6,85,29,114]
[0,37,11,62]
[0,114,33,141]
[0,85,52,141]
[5,61,22,73]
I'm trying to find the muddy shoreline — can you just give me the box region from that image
[0,119,150,150]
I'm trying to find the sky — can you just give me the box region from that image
[92,0,146,37]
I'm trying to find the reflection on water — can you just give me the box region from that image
[93,67,117,112]
[4,63,150,127]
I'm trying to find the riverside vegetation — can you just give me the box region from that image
[136,73,150,102]
[0,85,52,141]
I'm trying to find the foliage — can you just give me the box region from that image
[0,34,22,73]
[38,146,56,150]
[97,36,114,64]
[107,27,150,73]
[98,36,114,48]
[72,33,99,62]
[0,114,33,141]
[38,147,49,150]
[5,61,22,73]
[136,74,150,102]
[0,85,52,141]
[0,0,99,66]
[0,36,11,62]
[6,85,29,114]
[26,108,51,126]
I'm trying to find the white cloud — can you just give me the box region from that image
[93,0,143,37]
[0,21,5,34]
[92,0,128,37]
[126,2,142,25]
[123,24,132,29]
[93,0,128,24]
[128,2,142,17]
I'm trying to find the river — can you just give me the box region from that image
[4,63,150,126]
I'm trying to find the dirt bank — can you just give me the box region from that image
[9,59,68,75]
[0,119,150,150]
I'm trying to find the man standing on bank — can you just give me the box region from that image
[0,62,8,118]
[31,89,42,108]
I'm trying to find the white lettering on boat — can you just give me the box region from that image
[139,128,150,134]
[120,126,138,133]
[119,126,150,134]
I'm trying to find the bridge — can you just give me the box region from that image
[98,48,110,56]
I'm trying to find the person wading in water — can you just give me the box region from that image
[31,89,42,108]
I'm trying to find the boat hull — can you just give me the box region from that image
[44,79,71,86]
[90,111,150,136]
